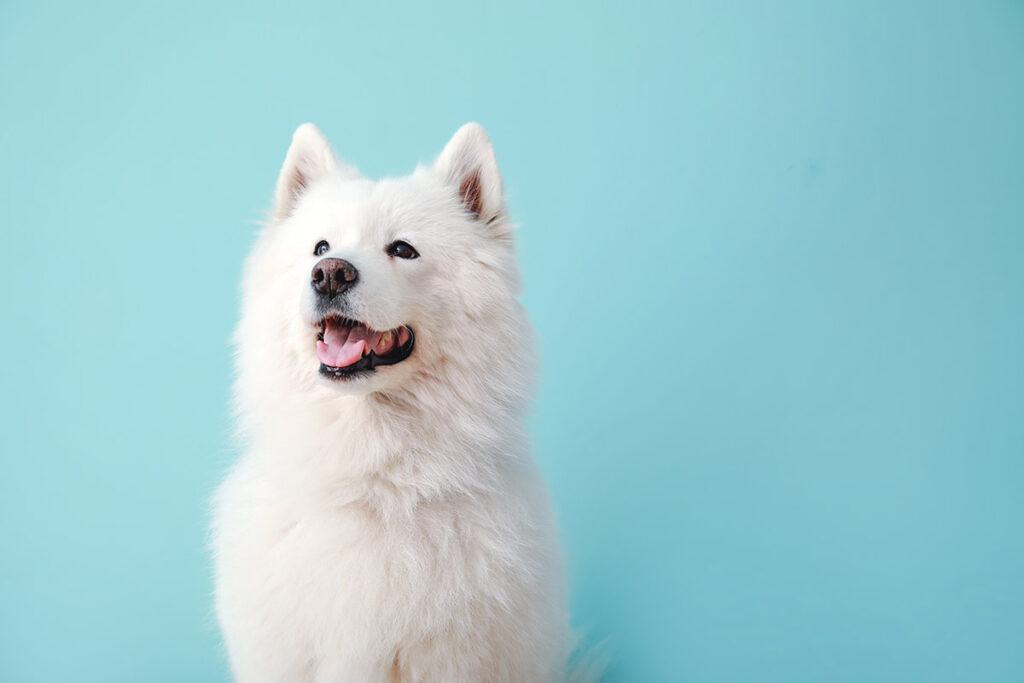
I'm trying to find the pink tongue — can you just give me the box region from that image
[317,321,383,368]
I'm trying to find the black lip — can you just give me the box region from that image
[319,325,415,380]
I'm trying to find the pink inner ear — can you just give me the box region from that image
[458,168,483,219]
[289,167,308,200]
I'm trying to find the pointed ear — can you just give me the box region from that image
[434,123,506,225]
[273,123,353,221]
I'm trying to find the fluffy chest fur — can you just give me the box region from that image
[214,404,566,683]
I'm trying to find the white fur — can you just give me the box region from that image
[212,123,577,682]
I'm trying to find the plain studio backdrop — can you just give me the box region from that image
[1,2,1022,681]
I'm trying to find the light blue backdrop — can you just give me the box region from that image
[2,1,1022,681]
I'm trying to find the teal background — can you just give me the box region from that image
[2,1,1022,681]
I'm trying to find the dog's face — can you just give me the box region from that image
[239,123,521,397]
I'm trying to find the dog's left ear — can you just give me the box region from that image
[274,123,357,222]
[434,123,506,227]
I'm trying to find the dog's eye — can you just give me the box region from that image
[386,240,419,260]
[313,240,330,257]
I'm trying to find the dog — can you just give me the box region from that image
[212,123,582,682]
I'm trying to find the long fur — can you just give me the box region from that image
[211,123,583,682]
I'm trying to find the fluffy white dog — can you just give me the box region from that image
[212,123,580,682]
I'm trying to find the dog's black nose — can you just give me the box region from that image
[311,258,358,298]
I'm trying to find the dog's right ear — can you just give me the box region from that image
[434,123,507,229]
[273,123,355,222]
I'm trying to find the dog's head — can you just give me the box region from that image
[237,123,525,398]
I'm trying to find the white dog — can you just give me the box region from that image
[212,123,582,682]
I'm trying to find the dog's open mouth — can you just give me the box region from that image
[315,315,414,378]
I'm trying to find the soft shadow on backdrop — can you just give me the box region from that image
[1,2,1022,681]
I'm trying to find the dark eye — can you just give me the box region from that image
[313,240,330,256]
[386,240,419,260]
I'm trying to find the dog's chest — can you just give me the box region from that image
[221,477,520,648]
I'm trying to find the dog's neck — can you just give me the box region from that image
[237,343,533,511]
